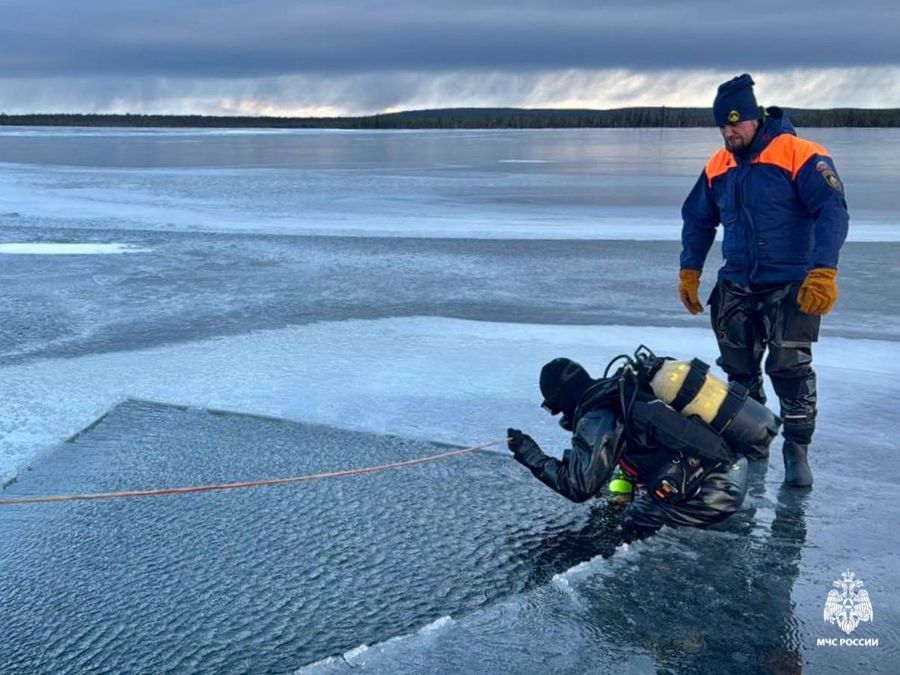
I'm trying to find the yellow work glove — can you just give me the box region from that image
[798,268,838,315]
[679,269,703,314]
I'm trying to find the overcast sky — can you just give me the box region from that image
[1,0,898,115]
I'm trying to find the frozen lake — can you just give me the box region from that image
[0,127,898,673]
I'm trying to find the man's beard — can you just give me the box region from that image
[726,137,747,152]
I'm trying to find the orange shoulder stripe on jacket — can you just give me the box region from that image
[705,148,736,187]
[754,134,830,180]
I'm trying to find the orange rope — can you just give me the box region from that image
[0,438,507,506]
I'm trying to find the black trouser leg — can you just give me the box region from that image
[718,345,767,404]
[709,283,767,404]
[765,282,820,446]
[765,343,817,445]
[768,339,817,486]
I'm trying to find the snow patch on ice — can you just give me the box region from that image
[295,615,455,673]
[419,615,454,632]
[0,127,352,138]
[0,242,152,255]
[341,644,369,661]
[552,575,586,609]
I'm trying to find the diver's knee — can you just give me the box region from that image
[704,459,749,517]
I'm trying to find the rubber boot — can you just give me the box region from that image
[782,441,813,488]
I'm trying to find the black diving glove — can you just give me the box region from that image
[507,428,529,455]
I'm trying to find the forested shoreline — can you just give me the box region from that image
[1,107,898,129]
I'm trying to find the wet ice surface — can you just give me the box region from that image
[2,231,898,367]
[0,127,897,240]
[1,128,899,673]
[1,319,898,673]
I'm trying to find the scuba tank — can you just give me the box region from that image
[632,346,781,457]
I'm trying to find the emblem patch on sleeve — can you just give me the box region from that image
[817,162,843,191]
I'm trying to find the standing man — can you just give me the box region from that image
[678,74,849,488]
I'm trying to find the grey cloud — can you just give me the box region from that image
[2,67,897,116]
[0,1,898,79]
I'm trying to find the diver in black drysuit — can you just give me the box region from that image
[508,357,749,542]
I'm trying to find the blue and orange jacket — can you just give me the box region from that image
[680,108,849,285]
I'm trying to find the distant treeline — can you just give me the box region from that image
[1,107,899,129]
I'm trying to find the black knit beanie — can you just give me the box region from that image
[539,358,594,418]
[713,73,761,126]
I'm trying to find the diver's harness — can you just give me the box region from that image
[583,345,781,503]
